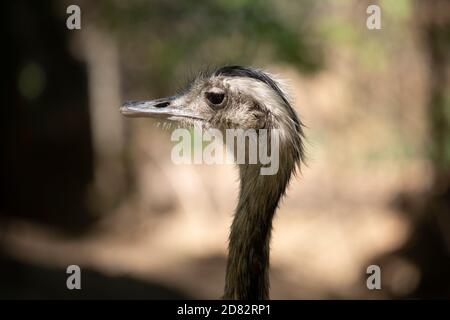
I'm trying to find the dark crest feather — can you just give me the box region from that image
[214,65,305,165]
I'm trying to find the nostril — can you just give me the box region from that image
[155,102,170,108]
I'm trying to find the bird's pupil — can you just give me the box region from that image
[206,92,225,105]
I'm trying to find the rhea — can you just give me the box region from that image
[120,66,305,299]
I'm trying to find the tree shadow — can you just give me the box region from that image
[366,184,450,299]
[0,250,192,299]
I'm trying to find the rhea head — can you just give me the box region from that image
[121,66,304,153]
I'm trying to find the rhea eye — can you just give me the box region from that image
[205,92,225,105]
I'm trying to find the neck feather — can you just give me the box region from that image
[223,145,296,300]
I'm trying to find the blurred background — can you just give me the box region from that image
[1,0,450,299]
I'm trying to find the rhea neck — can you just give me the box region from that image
[223,137,295,300]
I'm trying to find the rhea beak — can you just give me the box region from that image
[120,96,204,121]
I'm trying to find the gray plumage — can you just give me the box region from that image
[121,66,305,300]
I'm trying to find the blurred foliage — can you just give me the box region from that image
[86,0,322,94]
[17,62,47,101]
[417,0,450,176]
[381,0,412,21]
